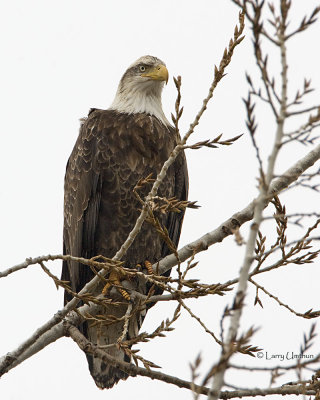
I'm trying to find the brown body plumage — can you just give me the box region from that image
[62,56,188,389]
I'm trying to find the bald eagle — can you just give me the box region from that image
[62,56,188,389]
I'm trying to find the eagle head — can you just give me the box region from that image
[110,55,170,125]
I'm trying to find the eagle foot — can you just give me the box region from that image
[136,261,153,274]
[144,260,153,275]
[102,270,130,300]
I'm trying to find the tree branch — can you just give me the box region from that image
[154,142,320,276]
[65,323,317,399]
[208,5,294,398]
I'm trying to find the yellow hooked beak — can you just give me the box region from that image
[141,64,169,84]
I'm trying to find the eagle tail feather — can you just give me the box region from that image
[84,303,143,389]
[87,353,129,389]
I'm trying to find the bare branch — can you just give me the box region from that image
[183,11,245,142]
[65,323,318,399]
[249,278,320,319]
[154,142,320,276]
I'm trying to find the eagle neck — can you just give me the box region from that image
[109,83,170,126]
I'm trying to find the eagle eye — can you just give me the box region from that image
[139,65,146,72]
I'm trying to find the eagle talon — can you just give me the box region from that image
[118,288,131,301]
[144,260,153,275]
[102,270,130,300]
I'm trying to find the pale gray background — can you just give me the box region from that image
[1,1,320,399]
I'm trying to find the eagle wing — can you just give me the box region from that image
[161,150,188,259]
[62,110,103,301]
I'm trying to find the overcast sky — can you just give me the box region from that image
[1,1,320,399]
